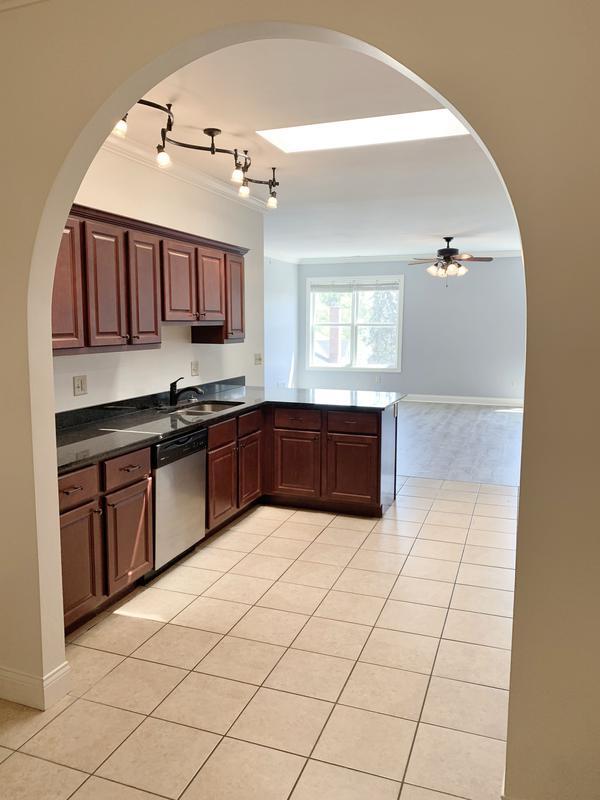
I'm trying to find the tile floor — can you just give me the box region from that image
[0,476,518,800]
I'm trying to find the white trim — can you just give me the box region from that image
[298,250,522,265]
[403,394,523,407]
[101,137,268,212]
[0,659,71,710]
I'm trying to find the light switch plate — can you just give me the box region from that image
[254,353,263,366]
[73,375,87,396]
[190,360,200,377]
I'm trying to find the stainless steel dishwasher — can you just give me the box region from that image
[153,429,207,570]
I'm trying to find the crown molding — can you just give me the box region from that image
[101,135,268,213]
[298,250,522,265]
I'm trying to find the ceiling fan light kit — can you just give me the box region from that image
[410,236,493,281]
[112,99,280,208]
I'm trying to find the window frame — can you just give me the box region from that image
[306,275,404,373]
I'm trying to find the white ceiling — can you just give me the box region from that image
[113,39,520,262]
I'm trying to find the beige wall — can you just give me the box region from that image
[54,146,264,411]
[0,1,599,797]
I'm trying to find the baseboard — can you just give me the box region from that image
[402,394,524,407]
[0,659,71,710]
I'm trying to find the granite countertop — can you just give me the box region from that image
[57,385,405,474]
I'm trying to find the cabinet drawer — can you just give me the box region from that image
[104,448,151,492]
[58,465,99,512]
[208,418,237,451]
[237,408,262,438]
[327,410,378,436]
[274,407,321,431]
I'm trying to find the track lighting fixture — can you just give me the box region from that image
[115,99,280,207]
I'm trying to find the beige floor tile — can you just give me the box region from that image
[171,596,251,634]
[209,531,266,552]
[97,717,219,799]
[410,539,463,562]
[443,609,513,650]
[457,563,515,591]
[249,504,296,520]
[289,510,336,526]
[392,495,434,510]
[21,698,142,772]
[203,573,273,604]
[291,759,400,800]
[479,483,519,496]
[230,606,309,646]
[434,639,511,689]
[265,648,353,701]
[229,687,332,756]
[0,696,75,750]
[153,671,256,734]
[195,636,285,684]
[401,556,458,583]
[257,581,327,614]
[384,506,428,523]
[333,567,396,598]
[316,527,369,548]
[74,615,163,656]
[280,560,343,589]
[431,499,475,515]
[372,519,422,536]
[466,530,517,550]
[361,533,414,554]
[399,486,439,499]
[406,478,444,488]
[470,516,517,534]
[229,517,281,535]
[182,547,246,571]
[477,493,518,507]
[84,657,186,714]
[442,480,479,493]
[113,587,194,623]
[151,565,222,595]
[400,785,459,800]
[132,624,221,670]
[418,524,468,544]
[230,553,294,580]
[71,776,161,798]
[66,645,123,698]
[438,489,481,503]
[299,542,356,567]
[0,748,10,764]
[313,704,415,781]
[292,617,371,659]
[269,521,324,542]
[182,737,304,800]
[253,537,310,559]
[0,752,86,800]
[349,549,406,574]
[329,514,378,531]
[316,590,384,625]
[451,585,514,617]
[405,723,506,800]
[422,676,509,740]
[474,503,517,520]
[390,576,453,607]
[425,511,472,529]
[378,600,446,637]
[360,628,438,674]
[461,545,516,569]
[340,662,428,720]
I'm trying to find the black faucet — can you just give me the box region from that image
[169,377,205,407]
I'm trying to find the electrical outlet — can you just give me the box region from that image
[190,360,199,377]
[73,375,87,396]
[254,353,263,366]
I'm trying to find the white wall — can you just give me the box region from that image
[53,146,264,411]
[297,257,525,400]
[263,256,298,387]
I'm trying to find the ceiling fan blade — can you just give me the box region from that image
[457,256,494,262]
[408,259,435,264]
[456,253,473,259]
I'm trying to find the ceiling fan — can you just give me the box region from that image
[409,236,493,278]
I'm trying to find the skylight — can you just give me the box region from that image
[257,109,469,153]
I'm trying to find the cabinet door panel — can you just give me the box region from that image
[60,500,105,627]
[105,478,153,595]
[197,247,226,321]
[84,221,128,346]
[161,239,197,321]
[52,216,85,350]
[225,254,245,340]
[325,433,379,504]
[128,231,161,344]
[273,429,321,497]
[207,441,238,529]
[239,430,262,508]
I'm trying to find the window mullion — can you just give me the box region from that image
[351,287,358,368]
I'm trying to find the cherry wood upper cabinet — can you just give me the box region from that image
[60,499,105,627]
[128,232,161,344]
[161,239,197,321]
[239,429,262,508]
[272,429,321,498]
[84,221,129,346]
[225,254,245,340]
[325,433,379,505]
[197,247,226,321]
[104,477,153,595]
[207,441,239,529]
[52,217,86,350]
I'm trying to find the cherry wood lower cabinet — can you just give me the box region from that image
[272,428,321,498]
[59,499,105,628]
[104,478,153,595]
[239,429,262,508]
[207,441,239,529]
[325,432,379,504]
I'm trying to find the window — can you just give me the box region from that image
[307,277,403,371]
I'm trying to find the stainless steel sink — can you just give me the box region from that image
[171,400,244,416]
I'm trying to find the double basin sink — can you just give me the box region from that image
[169,400,244,418]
